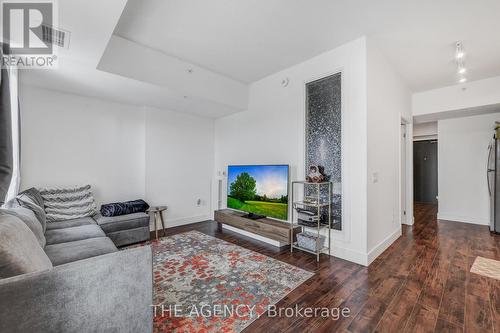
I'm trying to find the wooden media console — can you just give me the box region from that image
[214,209,301,245]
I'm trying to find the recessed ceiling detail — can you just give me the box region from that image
[22,0,500,119]
[115,0,500,91]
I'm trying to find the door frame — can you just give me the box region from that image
[401,117,414,225]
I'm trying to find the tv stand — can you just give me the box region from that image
[242,213,265,220]
[214,209,301,245]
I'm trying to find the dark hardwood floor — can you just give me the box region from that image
[162,203,500,333]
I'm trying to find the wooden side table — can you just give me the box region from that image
[148,206,167,240]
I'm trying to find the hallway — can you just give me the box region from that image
[382,202,500,332]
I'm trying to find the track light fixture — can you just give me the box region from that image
[455,42,467,84]
[455,42,465,59]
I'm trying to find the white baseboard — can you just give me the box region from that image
[437,213,489,226]
[328,246,369,266]
[367,227,402,265]
[402,216,414,225]
[149,214,211,231]
[224,225,370,266]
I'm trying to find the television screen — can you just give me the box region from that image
[227,165,289,220]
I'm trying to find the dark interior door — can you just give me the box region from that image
[413,140,438,204]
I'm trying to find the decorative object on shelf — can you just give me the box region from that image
[302,196,318,204]
[147,205,167,240]
[297,231,326,252]
[290,180,332,262]
[296,207,319,224]
[306,165,326,183]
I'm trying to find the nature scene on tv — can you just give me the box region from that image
[227,165,289,220]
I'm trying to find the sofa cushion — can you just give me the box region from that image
[44,237,118,266]
[16,189,46,232]
[1,207,46,247]
[40,185,97,222]
[106,226,150,247]
[94,212,150,234]
[0,213,52,278]
[45,216,96,230]
[45,225,106,245]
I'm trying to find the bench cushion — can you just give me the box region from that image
[45,225,106,245]
[94,213,149,234]
[45,216,95,230]
[44,237,117,266]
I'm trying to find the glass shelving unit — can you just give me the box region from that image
[290,180,332,262]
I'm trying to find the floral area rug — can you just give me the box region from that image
[149,231,313,333]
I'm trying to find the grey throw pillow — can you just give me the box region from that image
[40,185,97,222]
[17,189,46,232]
[0,213,52,278]
[1,207,46,247]
[21,187,45,207]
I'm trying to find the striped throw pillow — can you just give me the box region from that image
[40,185,97,222]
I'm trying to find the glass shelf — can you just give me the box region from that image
[291,242,329,256]
[292,180,331,185]
[293,201,331,208]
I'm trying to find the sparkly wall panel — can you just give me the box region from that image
[305,73,342,230]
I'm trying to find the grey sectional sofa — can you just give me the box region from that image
[0,202,153,333]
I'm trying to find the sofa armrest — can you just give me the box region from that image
[0,246,153,333]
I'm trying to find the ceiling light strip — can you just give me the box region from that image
[455,41,467,83]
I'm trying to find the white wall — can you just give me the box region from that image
[20,86,214,228]
[20,86,146,205]
[145,107,214,227]
[413,122,437,140]
[215,37,369,265]
[366,39,412,262]
[21,37,411,265]
[413,75,500,117]
[437,113,500,225]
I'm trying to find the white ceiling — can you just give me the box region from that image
[115,0,500,91]
[21,0,500,118]
[21,0,242,118]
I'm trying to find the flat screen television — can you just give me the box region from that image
[227,164,289,221]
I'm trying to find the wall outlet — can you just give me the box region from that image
[196,199,202,207]
[372,172,379,183]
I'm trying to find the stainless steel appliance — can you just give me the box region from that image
[487,130,500,234]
